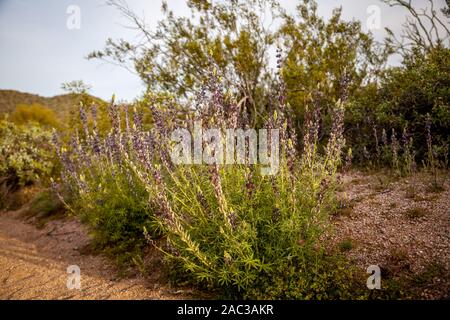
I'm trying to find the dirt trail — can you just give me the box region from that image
[0,209,187,300]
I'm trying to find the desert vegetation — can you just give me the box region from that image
[0,0,449,300]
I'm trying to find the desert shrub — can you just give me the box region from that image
[366,127,417,176]
[150,160,352,298]
[10,103,60,128]
[19,188,66,226]
[29,189,63,216]
[53,104,160,263]
[280,0,386,145]
[346,47,449,169]
[116,71,356,297]
[77,165,157,260]
[246,250,364,299]
[0,119,55,188]
[56,69,360,298]
[378,47,449,156]
[141,73,361,299]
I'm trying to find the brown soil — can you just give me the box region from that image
[328,170,450,299]
[0,207,194,300]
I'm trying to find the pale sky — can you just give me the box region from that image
[0,0,446,101]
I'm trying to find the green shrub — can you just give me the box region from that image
[74,163,159,260]
[246,251,364,299]
[339,238,355,252]
[405,207,428,219]
[151,160,362,299]
[57,71,361,298]
[135,75,357,299]
[10,103,60,129]
[28,189,64,217]
[346,47,450,169]
[0,119,55,187]
[54,104,161,264]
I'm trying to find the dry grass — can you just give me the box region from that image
[405,207,428,219]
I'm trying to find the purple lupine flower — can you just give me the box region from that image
[245,168,254,198]
[90,105,101,155]
[228,210,237,231]
[381,128,388,145]
[133,108,143,132]
[124,104,130,137]
[79,104,89,140]
[51,130,61,158]
[209,164,233,228]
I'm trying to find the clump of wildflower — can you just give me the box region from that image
[401,126,415,174]
[391,128,399,172]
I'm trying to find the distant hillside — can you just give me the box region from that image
[0,89,106,119]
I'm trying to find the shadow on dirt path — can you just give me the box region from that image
[0,209,192,300]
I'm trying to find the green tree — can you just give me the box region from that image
[378,46,450,158]
[61,80,112,139]
[88,0,282,126]
[279,0,389,137]
[346,0,449,165]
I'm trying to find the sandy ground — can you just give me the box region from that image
[0,208,191,300]
[328,170,450,299]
